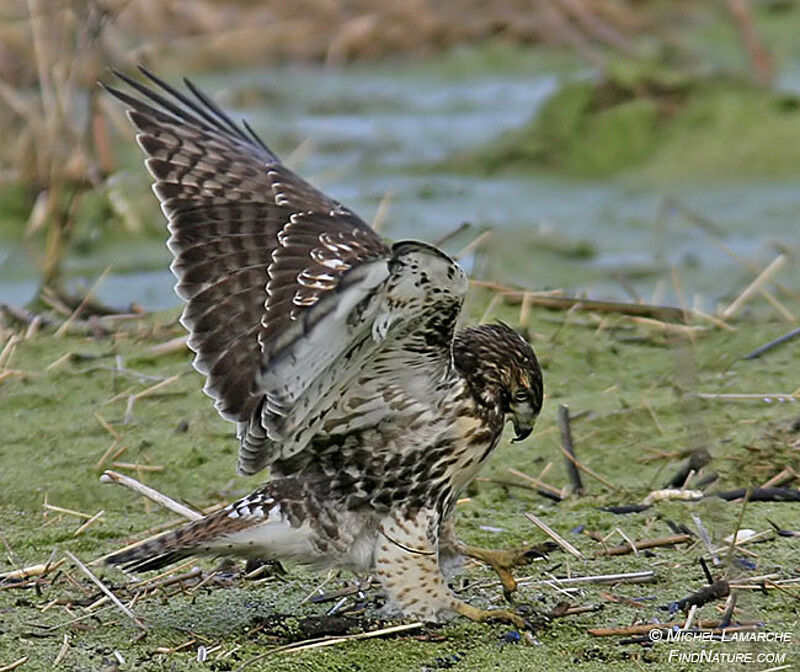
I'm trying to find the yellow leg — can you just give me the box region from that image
[453,600,540,631]
[458,544,548,593]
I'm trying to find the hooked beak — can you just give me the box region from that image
[512,421,533,442]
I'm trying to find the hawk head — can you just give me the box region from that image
[453,323,543,441]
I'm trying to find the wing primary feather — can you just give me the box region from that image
[243,119,273,154]
[181,76,273,155]
[112,69,205,129]
[138,67,225,131]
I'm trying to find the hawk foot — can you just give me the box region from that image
[453,601,544,632]
[459,544,549,594]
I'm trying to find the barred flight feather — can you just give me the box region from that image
[106,72,546,627]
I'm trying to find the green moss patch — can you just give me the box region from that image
[1,294,799,670]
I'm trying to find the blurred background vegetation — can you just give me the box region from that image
[0,0,798,315]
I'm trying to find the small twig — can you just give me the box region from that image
[298,570,337,605]
[475,477,562,502]
[110,462,164,472]
[726,486,752,570]
[132,374,182,400]
[726,0,774,86]
[0,334,20,369]
[43,503,93,520]
[546,602,603,619]
[719,592,737,628]
[470,281,687,321]
[53,633,70,667]
[100,469,202,520]
[691,514,720,566]
[455,230,491,260]
[370,188,393,232]
[629,316,706,335]
[518,570,655,589]
[683,604,699,630]
[507,468,563,499]
[0,656,29,672]
[523,512,584,559]
[593,534,692,557]
[55,266,112,337]
[63,550,147,630]
[761,468,796,489]
[73,510,104,536]
[721,254,787,319]
[743,327,800,360]
[555,442,619,493]
[667,579,730,613]
[557,405,583,495]
[146,336,188,357]
[694,392,798,402]
[664,448,711,489]
[709,487,800,502]
[433,221,471,248]
[0,558,65,582]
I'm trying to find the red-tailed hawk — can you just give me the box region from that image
[104,69,544,629]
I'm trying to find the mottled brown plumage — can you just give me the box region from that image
[104,70,544,627]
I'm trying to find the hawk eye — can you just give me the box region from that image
[513,390,529,402]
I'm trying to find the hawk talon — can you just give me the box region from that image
[453,601,542,633]
[459,543,548,595]
[104,71,547,633]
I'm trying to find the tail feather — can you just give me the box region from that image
[111,548,191,573]
[106,488,279,572]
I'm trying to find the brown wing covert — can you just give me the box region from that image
[104,69,390,425]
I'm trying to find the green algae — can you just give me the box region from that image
[1,291,799,671]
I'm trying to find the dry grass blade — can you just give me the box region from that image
[694,392,798,402]
[370,188,394,232]
[63,550,147,630]
[523,512,585,558]
[100,469,202,521]
[43,502,93,519]
[721,254,788,319]
[743,326,800,360]
[0,559,64,582]
[518,570,655,589]
[53,633,70,667]
[555,441,620,492]
[456,231,491,259]
[592,534,692,557]
[54,266,112,337]
[470,281,689,321]
[0,656,29,672]
[147,336,189,357]
[507,467,562,498]
[0,335,21,370]
[73,510,104,536]
[235,622,424,670]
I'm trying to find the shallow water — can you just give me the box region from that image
[2,52,798,311]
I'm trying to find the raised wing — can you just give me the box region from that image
[240,241,467,475]
[106,71,467,477]
[104,69,390,425]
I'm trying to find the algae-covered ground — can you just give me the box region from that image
[1,290,799,671]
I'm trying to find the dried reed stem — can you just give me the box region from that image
[100,469,201,521]
[523,512,585,559]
